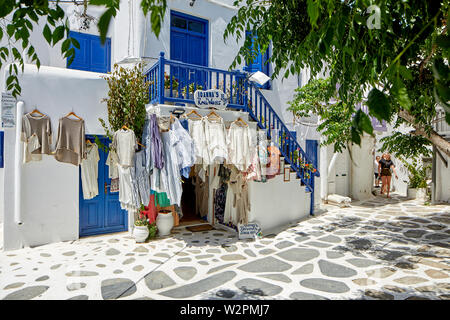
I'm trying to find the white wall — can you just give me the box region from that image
[350,134,375,201]
[2,64,108,251]
[435,151,450,202]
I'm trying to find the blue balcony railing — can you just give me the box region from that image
[144,52,320,214]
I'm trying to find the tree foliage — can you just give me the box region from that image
[1,0,166,98]
[225,0,450,154]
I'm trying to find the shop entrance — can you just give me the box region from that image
[179,168,209,226]
[79,135,128,237]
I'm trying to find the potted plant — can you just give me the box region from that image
[133,214,150,243]
[164,72,179,99]
[147,222,157,240]
[403,159,430,201]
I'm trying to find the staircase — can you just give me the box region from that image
[145,52,320,214]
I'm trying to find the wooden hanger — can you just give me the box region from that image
[234,117,247,127]
[121,125,130,130]
[186,109,203,120]
[65,111,83,120]
[29,108,44,116]
[207,110,221,122]
[137,141,146,149]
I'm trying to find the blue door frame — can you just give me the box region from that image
[306,139,319,215]
[79,135,128,237]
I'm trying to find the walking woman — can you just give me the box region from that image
[378,153,398,198]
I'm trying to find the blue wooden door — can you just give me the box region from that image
[306,139,319,168]
[79,136,128,237]
[170,11,208,95]
[68,31,111,73]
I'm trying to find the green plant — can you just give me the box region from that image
[99,63,149,142]
[147,222,157,240]
[164,73,179,90]
[134,213,149,227]
[181,83,203,95]
[401,158,430,189]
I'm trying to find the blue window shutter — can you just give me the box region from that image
[245,31,271,89]
[0,131,4,168]
[68,31,111,73]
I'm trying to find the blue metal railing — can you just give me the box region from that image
[144,52,320,214]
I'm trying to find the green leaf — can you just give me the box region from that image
[445,112,450,125]
[432,58,449,81]
[52,25,65,45]
[97,8,114,44]
[61,38,71,54]
[351,126,361,146]
[71,37,80,49]
[367,88,391,122]
[391,77,411,110]
[435,34,450,49]
[43,24,52,44]
[0,0,14,18]
[307,0,319,27]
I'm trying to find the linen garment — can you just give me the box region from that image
[106,143,119,179]
[80,144,100,200]
[54,117,86,166]
[171,118,196,174]
[266,143,281,178]
[21,113,52,163]
[204,117,228,164]
[160,131,183,206]
[227,122,253,171]
[134,150,151,207]
[188,118,210,167]
[257,131,269,181]
[223,165,250,225]
[112,129,137,167]
[118,165,138,211]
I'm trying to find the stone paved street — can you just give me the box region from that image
[0,194,449,300]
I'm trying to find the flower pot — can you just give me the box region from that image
[156,210,174,236]
[407,187,427,200]
[133,225,149,243]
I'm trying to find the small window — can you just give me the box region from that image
[188,21,204,33]
[171,16,187,29]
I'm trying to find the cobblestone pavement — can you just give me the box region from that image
[0,194,449,300]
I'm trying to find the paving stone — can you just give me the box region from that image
[345,258,379,268]
[40,253,51,257]
[394,276,428,285]
[206,249,221,254]
[216,289,236,299]
[3,286,49,300]
[424,233,448,241]
[50,264,61,270]
[133,265,144,272]
[294,236,311,242]
[275,241,295,249]
[148,259,163,264]
[395,262,418,269]
[62,251,76,256]
[326,251,344,259]
[300,278,350,294]
[3,282,24,290]
[145,271,176,290]
[366,267,396,279]
[318,235,342,243]
[244,249,256,257]
[304,241,332,248]
[403,230,427,238]
[258,273,292,283]
[161,271,236,299]
[35,276,49,282]
[378,250,405,261]
[221,254,246,261]
[67,283,86,291]
[222,245,238,253]
[235,278,283,296]
[364,289,394,300]
[66,271,98,277]
[123,258,135,265]
[290,292,328,300]
[426,224,446,230]
[67,295,89,300]
[352,278,377,286]
[113,269,123,274]
[318,260,357,278]
[439,294,450,300]
[258,249,275,255]
[133,246,149,253]
[97,264,106,268]
[106,248,120,256]
[174,267,197,281]
[345,238,372,250]
[382,285,406,293]
[154,253,171,259]
[415,285,438,292]
[276,248,320,262]
[238,256,292,273]
[291,263,314,275]
[108,239,119,243]
[424,269,448,279]
[177,258,191,262]
[405,296,430,300]
[207,263,237,274]
[101,278,136,299]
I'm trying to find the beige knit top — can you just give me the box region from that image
[54,117,86,166]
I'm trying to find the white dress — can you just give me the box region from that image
[227,123,253,171]
[204,117,228,164]
[188,118,210,167]
[112,129,137,167]
[160,131,183,206]
[80,144,100,200]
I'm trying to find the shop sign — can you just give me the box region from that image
[1,92,16,128]
[194,89,228,110]
[238,222,262,240]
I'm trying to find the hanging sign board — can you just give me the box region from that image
[238,222,262,240]
[194,89,228,110]
[1,92,16,128]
